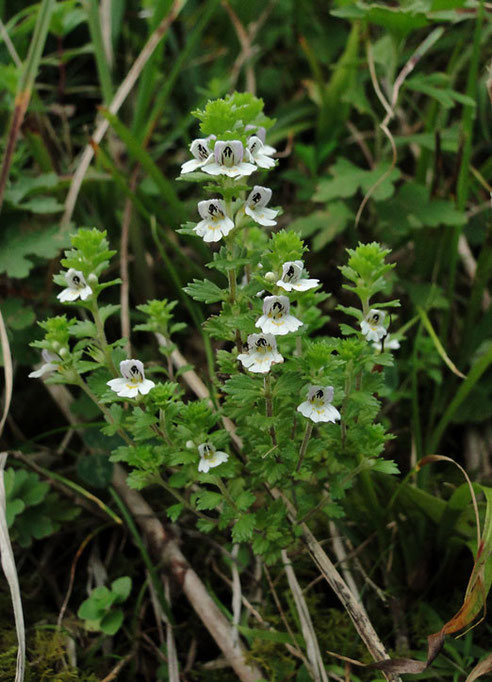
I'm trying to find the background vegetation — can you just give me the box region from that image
[0,0,491,680]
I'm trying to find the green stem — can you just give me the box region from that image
[92,300,118,376]
[296,422,313,473]
[428,342,492,453]
[264,373,277,446]
[214,476,239,512]
[76,377,134,447]
[155,475,216,523]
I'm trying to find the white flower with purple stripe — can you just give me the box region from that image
[107,359,155,398]
[246,136,275,169]
[180,137,214,174]
[256,295,303,336]
[237,333,283,373]
[202,140,256,177]
[277,261,319,292]
[193,199,234,242]
[246,125,276,156]
[245,186,278,226]
[57,269,92,302]
[361,309,386,342]
[198,443,229,473]
[297,386,341,423]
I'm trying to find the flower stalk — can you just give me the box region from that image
[296,422,313,473]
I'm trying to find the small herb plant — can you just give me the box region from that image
[30,93,401,565]
[77,576,132,636]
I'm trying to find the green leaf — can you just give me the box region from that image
[99,608,124,635]
[0,225,68,278]
[77,453,114,489]
[111,576,132,604]
[378,183,466,233]
[370,459,400,475]
[232,513,257,542]
[184,278,226,304]
[314,159,400,203]
[195,490,223,510]
[166,503,184,522]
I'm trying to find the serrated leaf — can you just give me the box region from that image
[232,513,257,542]
[184,279,226,303]
[195,490,223,510]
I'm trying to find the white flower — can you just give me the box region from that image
[28,350,60,379]
[372,335,401,353]
[245,186,278,226]
[202,140,256,178]
[107,359,155,398]
[245,125,276,156]
[237,333,283,374]
[197,443,229,473]
[297,385,341,423]
[277,260,319,292]
[255,295,303,336]
[57,269,92,302]
[180,137,214,174]
[194,199,234,242]
[360,309,386,342]
[245,136,275,169]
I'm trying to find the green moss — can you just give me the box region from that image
[0,628,98,682]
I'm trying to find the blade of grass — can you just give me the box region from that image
[61,0,187,229]
[90,139,208,281]
[142,0,220,143]
[110,485,174,623]
[99,107,184,220]
[12,451,122,526]
[443,0,485,341]
[0,0,55,215]
[428,341,492,453]
[0,308,13,438]
[132,0,178,139]
[0,454,25,682]
[82,0,113,104]
[417,306,466,379]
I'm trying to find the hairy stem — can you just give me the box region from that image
[264,373,277,446]
[296,422,313,473]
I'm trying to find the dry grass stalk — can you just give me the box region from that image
[61,0,186,229]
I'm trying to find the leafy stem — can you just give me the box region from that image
[264,373,277,446]
[296,421,313,473]
[91,299,118,376]
[76,377,134,447]
[155,475,216,523]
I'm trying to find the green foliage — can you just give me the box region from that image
[4,467,80,547]
[58,227,117,282]
[192,92,274,140]
[0,224,68,278]
[78,577,132,635]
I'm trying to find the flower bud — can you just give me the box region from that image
[265,271,276,282]
[186,440,195,449]
[88,273,98,286]
[59,347,69,359]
